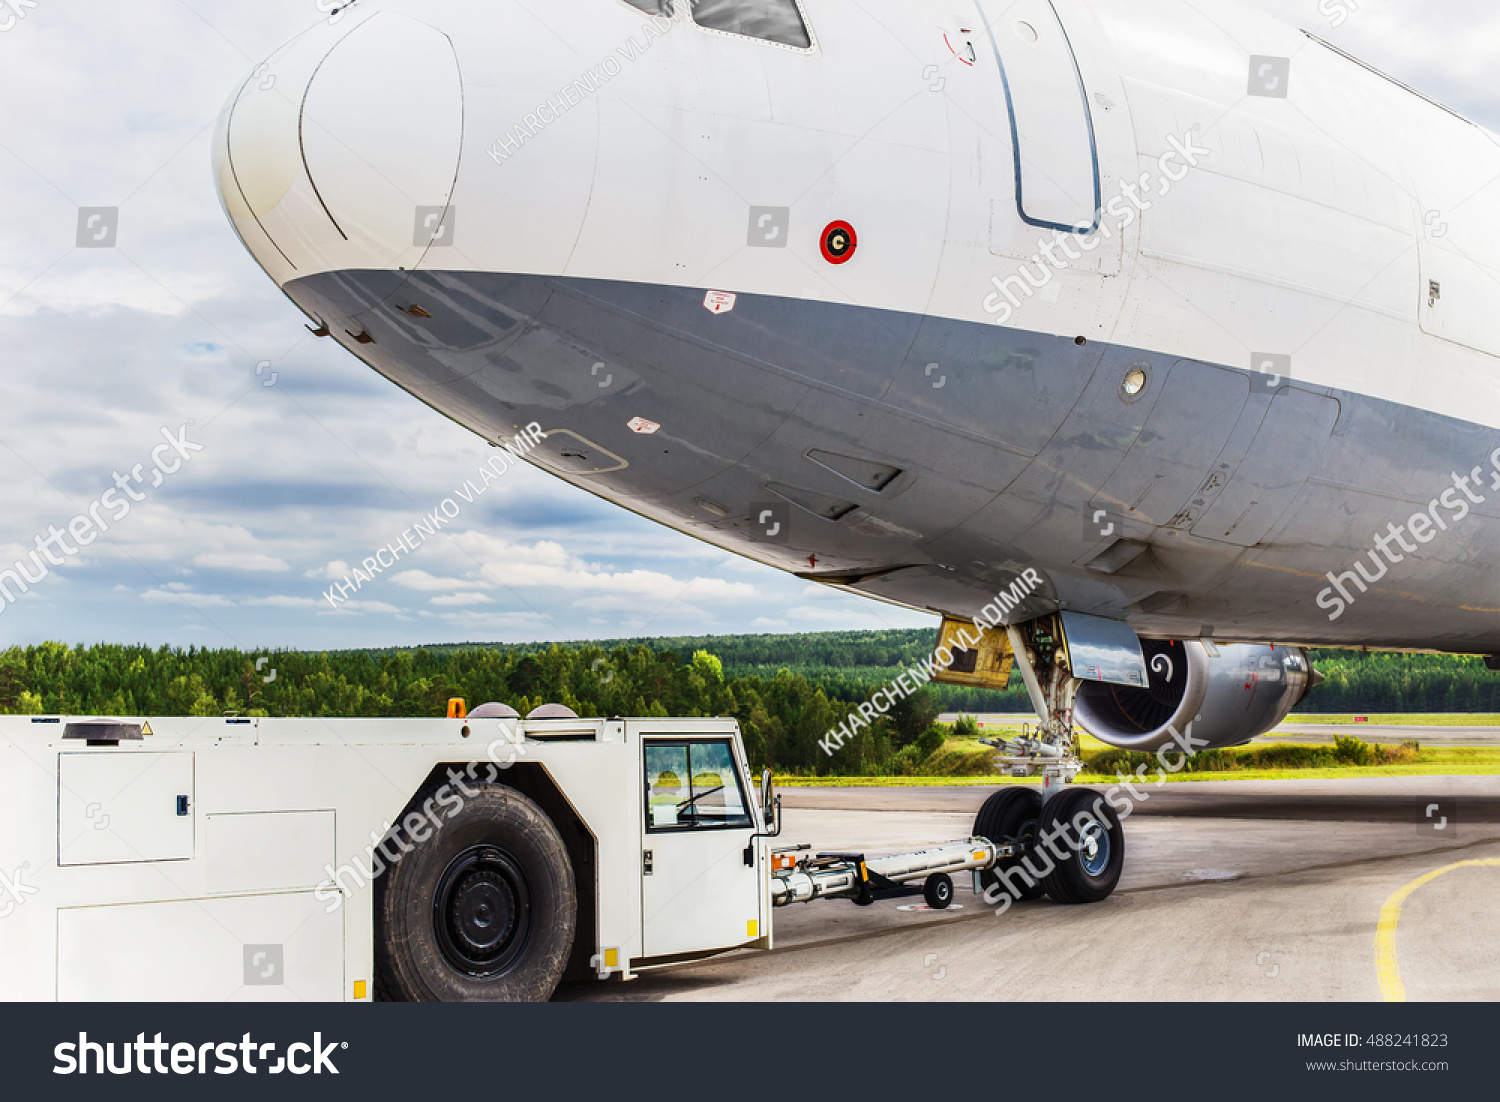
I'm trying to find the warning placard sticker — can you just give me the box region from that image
[703,290,737,315]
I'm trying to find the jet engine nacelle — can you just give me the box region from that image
[1073,641,1315,752]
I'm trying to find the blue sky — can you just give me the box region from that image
[0,0,1495,651]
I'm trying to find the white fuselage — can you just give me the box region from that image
[218,0,1500,652]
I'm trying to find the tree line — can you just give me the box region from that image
[0,641,938,776]
[397,629,1027,713]
[2,637,1496,776]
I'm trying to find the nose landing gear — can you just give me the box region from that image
[968,617,1127,907]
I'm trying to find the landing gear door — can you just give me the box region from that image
[640,738,760,958]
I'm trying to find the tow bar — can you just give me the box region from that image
[770,837,1015,910]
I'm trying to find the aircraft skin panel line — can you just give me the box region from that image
[283,267,1500,654]
[215,0,1500,656]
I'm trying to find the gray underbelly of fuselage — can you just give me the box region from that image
[284,268,1500,653]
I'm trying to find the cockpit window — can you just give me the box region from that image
[622,0,674,13]
[691,0,811,49]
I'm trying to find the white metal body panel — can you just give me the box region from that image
[642,829,761,958]
[57,892,343,1002]
[57,752,195,867]
[205,811,337,895]
[0,714,768,1001]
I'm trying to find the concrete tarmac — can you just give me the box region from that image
[557,777,1500,1002]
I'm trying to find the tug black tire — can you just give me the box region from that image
[973,787,1047,904]
[923,872,954,910]
[1037,787,1124,905]
[376,785,575,1002]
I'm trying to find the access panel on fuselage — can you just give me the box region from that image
[978,0,1100,234]
[1088,359,1249,528]
[1191,387,1340,547]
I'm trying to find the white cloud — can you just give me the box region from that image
[460,535,757,603]
[392,570,488,592]
[326,599,401,615]
[141,588,234,608]
[194,552,290,572]
[242,595,322,608]
[307,562,352,581]
[430,609,552,629]
[4,262,219,318]
[786,605,898,629]
[431,592,493,607]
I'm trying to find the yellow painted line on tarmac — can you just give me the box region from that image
[1376,858,1500,1001]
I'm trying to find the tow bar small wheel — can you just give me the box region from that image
[923,872,954,910]
[376,784,575,1002]
[973,787,1047,904]
[1037,787,1124,905]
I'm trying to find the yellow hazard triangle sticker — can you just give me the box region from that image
[141,720,154,737]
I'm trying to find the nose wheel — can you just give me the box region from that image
[973,787,1049,902]
[1036,787,1125,904]
[972,785,1125,906]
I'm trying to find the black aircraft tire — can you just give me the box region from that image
[376,784,575,1002]
[1037,787,1125,905]
[973,787,1047,904]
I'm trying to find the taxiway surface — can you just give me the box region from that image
[558,777,1500,1001]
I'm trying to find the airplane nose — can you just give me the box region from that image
[215,10,464,290]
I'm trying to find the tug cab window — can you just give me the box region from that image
[692,0,812,48]
[645,740,753,831]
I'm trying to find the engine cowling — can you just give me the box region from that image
[1073,640,1315,752]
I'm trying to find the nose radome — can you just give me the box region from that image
[216,10,464,288]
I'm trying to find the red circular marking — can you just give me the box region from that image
[821,221,858,264]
